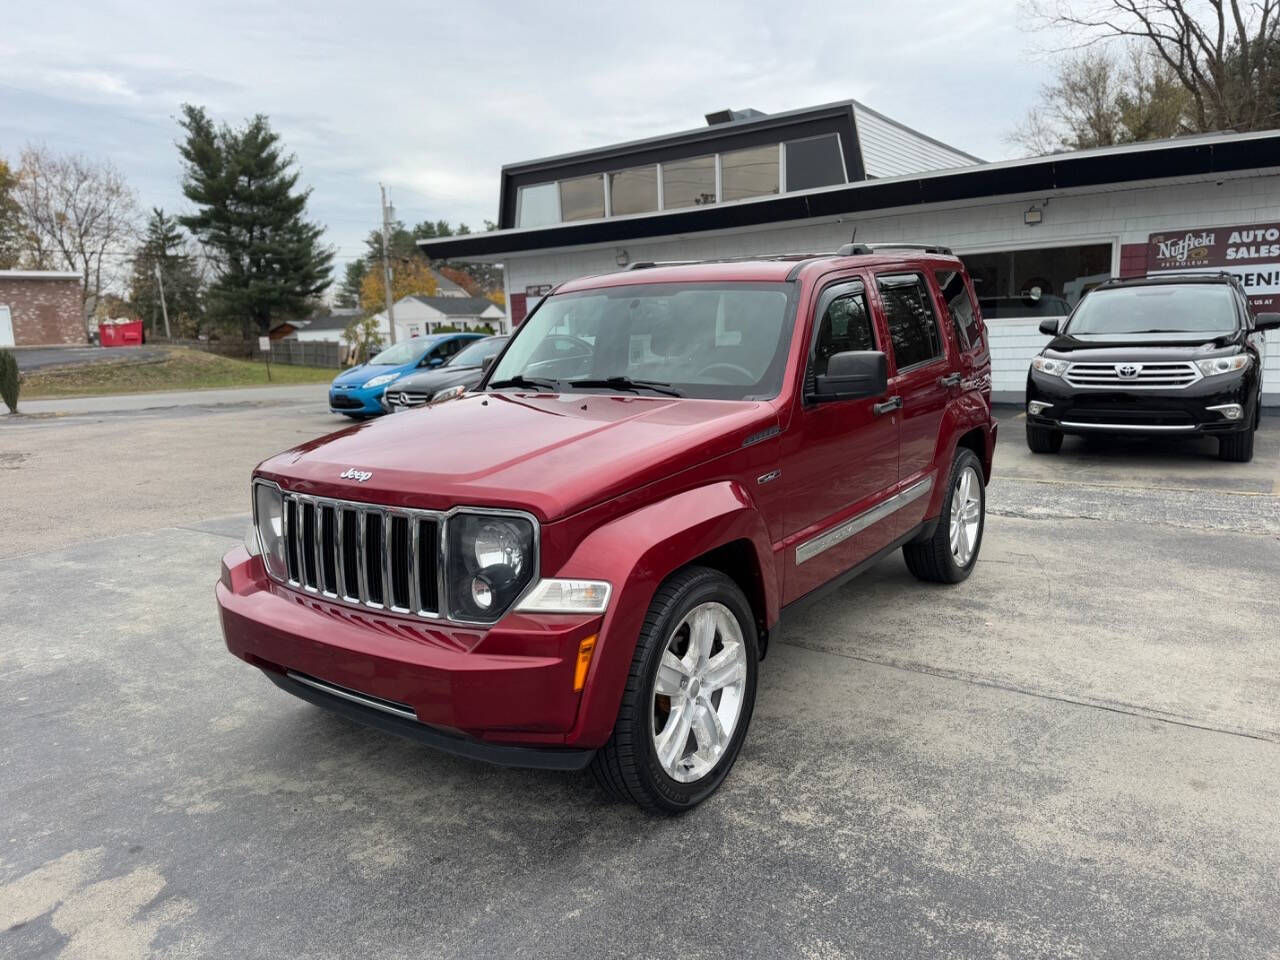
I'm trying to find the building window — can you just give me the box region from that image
[560,173,605,221]
[661,155,717,209]
[878,274,943,369]
[608,165,658,216]
[785,134,845,192]
[719,144,780,202]
[961,244,1113,318]
[516,182,559,227]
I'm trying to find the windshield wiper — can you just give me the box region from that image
[567,376,684,397]
[487,375,560,392]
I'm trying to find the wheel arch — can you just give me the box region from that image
[554,481,776,747]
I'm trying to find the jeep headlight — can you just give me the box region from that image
[429,384,467,405]
[363,373,398,389]
[1031,356,1069,377]
[446,513,535,622]
[252,481,288,579]
[1196,355,1250,376]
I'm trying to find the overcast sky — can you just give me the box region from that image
[0,1,1053,278]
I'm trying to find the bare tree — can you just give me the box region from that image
[1030,0,1280,132]
[13,146,140,335]
[1010,44,1193,154]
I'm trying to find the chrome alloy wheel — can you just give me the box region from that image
[651,602,748,783]
[949,464,983,567]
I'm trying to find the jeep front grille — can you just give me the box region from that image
[1064,361,1201,389]
[282,493,441,617]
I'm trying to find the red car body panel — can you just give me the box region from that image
[218,252,996,759]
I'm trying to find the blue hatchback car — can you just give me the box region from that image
[328,333,486,418]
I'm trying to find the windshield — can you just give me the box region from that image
[450,337,507,367]
[488,282,795,400]
[369,340,436,365]
[1065,285,1238,336]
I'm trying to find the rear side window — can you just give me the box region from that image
[935,269,980,349]
[879,274,943,369]
[813,290,875,377]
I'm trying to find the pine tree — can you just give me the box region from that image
[177,104,332,336]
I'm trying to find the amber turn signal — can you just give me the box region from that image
[573,635,597,692]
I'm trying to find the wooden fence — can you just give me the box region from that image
[158,338,345,369]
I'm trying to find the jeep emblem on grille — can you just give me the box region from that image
[340,468,373,483]
[1116,363,1142,379]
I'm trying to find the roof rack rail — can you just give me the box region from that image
[835,242,955,256]
[627,253,833,271]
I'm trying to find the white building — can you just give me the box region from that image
[367,295,507,340]
[418,101,1280,406]
[289,296,506,343]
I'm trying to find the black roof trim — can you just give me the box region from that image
[420,131,1280,261]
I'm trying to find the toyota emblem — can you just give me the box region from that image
[1116,363,1142,379]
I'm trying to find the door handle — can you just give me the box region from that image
[873,396,902,416]
[939,372,962,388]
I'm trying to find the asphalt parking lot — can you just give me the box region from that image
[2,390,1278,959]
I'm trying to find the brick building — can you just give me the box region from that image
[418,101,1280,406]
[0,271,84,347]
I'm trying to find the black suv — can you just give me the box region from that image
[1026,275,1278,462]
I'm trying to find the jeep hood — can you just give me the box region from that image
[257,392,777,521]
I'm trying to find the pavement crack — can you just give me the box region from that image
[776,638,1280,745]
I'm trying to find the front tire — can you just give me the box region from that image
[590,566,758,814]
[1026,423,1063,453]
[903,448,986,584]
[1218,424,1255,462]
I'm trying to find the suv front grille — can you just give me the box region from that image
[1064,361,1201,389]
[282,493,441,617]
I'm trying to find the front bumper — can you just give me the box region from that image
[1026,370,1254,435]
[328,386,386,415]
[217,547,601,766]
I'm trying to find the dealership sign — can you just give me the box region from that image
[1147,223,1280,309]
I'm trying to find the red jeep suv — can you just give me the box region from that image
[217,243,997,813]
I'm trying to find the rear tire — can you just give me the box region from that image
[903,448,986,584]
[1026,423,1063,453]
[590,566,758,814]
[1219,425,1254,462]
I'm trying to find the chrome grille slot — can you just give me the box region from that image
[279,493,444,618]
[1064,361,1201,389]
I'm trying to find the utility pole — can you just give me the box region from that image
[153,263,172,340]
[379,183,397,345]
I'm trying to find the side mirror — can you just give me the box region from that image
[481,355,497,372]
[1038,318,1061,336]
[811,351,888,402]
[425,356,443,368]
[1255,312,1280,332]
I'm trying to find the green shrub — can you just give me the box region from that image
[0,349,18,414]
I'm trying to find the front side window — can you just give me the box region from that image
[720,145,780,202]
[1065,284,1239,336]
[488,282,795,401]
[879,274,943,369]
[812,289,875,377]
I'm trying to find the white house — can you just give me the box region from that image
[369,295,507,341]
